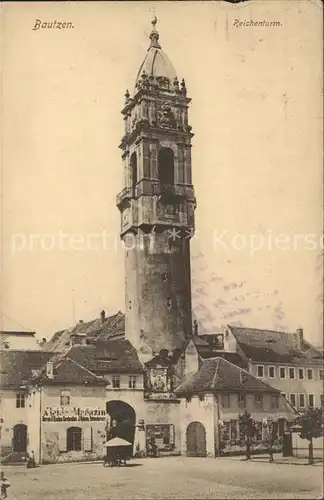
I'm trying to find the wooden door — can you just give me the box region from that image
[186,421,207,457]
[13,424,27,453]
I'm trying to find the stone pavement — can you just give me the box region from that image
[2,455,322,500]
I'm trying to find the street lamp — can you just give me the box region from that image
[266,416,274,462]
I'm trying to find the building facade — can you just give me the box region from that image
[175,357,296,457]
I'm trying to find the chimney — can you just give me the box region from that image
[46,362,54,379]
[295,328,304,350]
[100,310,106,323]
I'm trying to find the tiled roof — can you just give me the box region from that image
[38,357,107,386]
[229,326,323,365]
[66,339,144,374]
[199,350,248,369]
[0,350,54,389]
[43,311,126,352]
[175,357,280,395]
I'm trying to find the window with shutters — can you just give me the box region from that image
[238,393,245,408]
[307,369,313,380]
[257,365,264,378]
[299,394,305,408]
[308,394,315,408]
[288,367,295,379]
[289,393,296,407]
[298,368,304,380]
[254,394,263,408]
[270,395,279,409]
[67,427,82,451]
[268,366,275,379]
[128,376,137,389]
[279,367,286,379]
[16,393,25,408]
[112,375,120,389]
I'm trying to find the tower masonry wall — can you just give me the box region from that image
[124,229,192,357]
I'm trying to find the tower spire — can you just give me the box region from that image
[149,16,161,49]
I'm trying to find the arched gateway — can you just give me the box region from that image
[106,401,136,448]
[186,421,207,457]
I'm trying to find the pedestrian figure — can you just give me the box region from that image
[0,471,10,499]
[26,450,36,469]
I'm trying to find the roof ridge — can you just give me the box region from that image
[229,325,292,336]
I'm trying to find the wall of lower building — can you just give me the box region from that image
[41,420,106,464]
[144,399,181,454]
[249,362,323,412]
[0,389,28,457]
[179,394,216,457]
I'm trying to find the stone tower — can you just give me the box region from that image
[117,18,196,364]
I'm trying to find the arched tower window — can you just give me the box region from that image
[67,426,82,451]
[158,148,174,185]
[130,152,138,188]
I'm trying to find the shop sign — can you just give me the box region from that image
[42,406,107,422]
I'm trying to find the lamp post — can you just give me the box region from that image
[267,416,274,463]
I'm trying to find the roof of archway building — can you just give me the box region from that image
[175,357,283,396]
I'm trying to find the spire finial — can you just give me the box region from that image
[149,16,161,49]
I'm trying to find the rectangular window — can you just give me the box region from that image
[288,367,295,379]
[112,375,120,389]
[222,394,230,408]
[320,394,324,407]
[280,367,286,379]
[254,394,263,408]
[128,376,137,389]
[299,394,305,408]
[268,366,275,378]
[298,368,304,380]
[281,392,286,400]
[60,389,70,406]
[199,394,205,402]
[308,394,315,408]
[307,369,313,380]
[270,395,279,409]
[186,396,192,403]
[238,393,245,408]
[290,394,296,407]
[16,393,25,409]
[319,369,324,381]
[257,365,264,378]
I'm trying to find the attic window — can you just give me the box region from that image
[265,339,275,343]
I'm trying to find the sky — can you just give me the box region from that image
[1,1,323,346]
